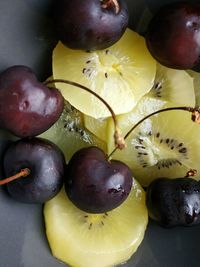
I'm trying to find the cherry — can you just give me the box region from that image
[54,0,129,51]
[0,65,64,138]
[2,138,65,203]
[63,105,200,214]
[65,146,133,213]
[146,2,200,69]
[146,176,200,227]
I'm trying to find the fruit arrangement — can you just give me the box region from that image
[1,1,200,267]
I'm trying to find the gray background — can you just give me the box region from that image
[0,0,199,266]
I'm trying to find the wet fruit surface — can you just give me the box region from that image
[0,66,64,138]
[3,138,65,203]
[146,177,200,227]
[146,2,200,69]
[54,0,129,51]
[65,146,132,213]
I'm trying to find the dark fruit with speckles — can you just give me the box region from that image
[146,2,200,69]
[65,146,133,213]
[0,65,64,137]
[3,138,65,203]
[146,177,200,227]
[54,0,129,51]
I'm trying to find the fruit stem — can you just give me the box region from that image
[44,79,125,149]
[108,106,199,159]
[101,0,120,14]
[0,168,30,186]
[185,169,197,178]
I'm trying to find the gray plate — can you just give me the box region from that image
[0,1,199,267]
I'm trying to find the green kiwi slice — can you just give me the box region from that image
[44,179,148,267]
[40,101,106,161]
[112,110,200,186]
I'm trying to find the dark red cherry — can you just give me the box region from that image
[65,146,133,213]
[0,65,64,138]
[3,138,65,203]
[146,2,200,69]
[146,177,200,227]
[54,0,129,51]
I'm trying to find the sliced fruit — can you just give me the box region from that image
[39,101,105,162]
[147,64,195,106]
[84,115,108,143]
[83,64,194,149]
[53,28,156,118]
[44,179,148,267]
[107,64,195,153]
[112,110,200,186]
[187,70,200,106]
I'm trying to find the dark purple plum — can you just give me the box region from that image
[54,0,129,51]
[3,138,65,203]
[146,177,200,227]
[0,65,64,138]
[146,2,200,69]
[65,146,133,213]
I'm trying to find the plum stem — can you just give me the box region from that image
[108,106,199,159]
[0,168,30,186]
[44,79,125,149]
[101,0,120,14]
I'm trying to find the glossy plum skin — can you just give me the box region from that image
[65,147,133,213]
[54,0,129,51]
[3,138,65,203]
[0,65,64,138]
[146,178,200,227]
[146,2,200,69]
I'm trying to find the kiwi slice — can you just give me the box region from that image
[112,110,200,186]
[147,64,195,106]
[84,64,195,151]
[44,179,148,267]
[39,101,106,161]
[187,69,200,106]
[52,28,156,118]
[84,115,108,143]
[107,64,195,151]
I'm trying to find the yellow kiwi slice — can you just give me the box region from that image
[44,179,148,267]
[187,69,200,106]
[83,64,195,152]
[84,115,108,143]
[112,110,200,187]
[39,101,106,162]
[53,28,156,118]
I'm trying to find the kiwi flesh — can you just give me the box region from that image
[98,63,195,153]
[44,179,148,267]
[187,70,200,106]
[112,110,200,186]
[52,28,156,118]
[40,101,106,161]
